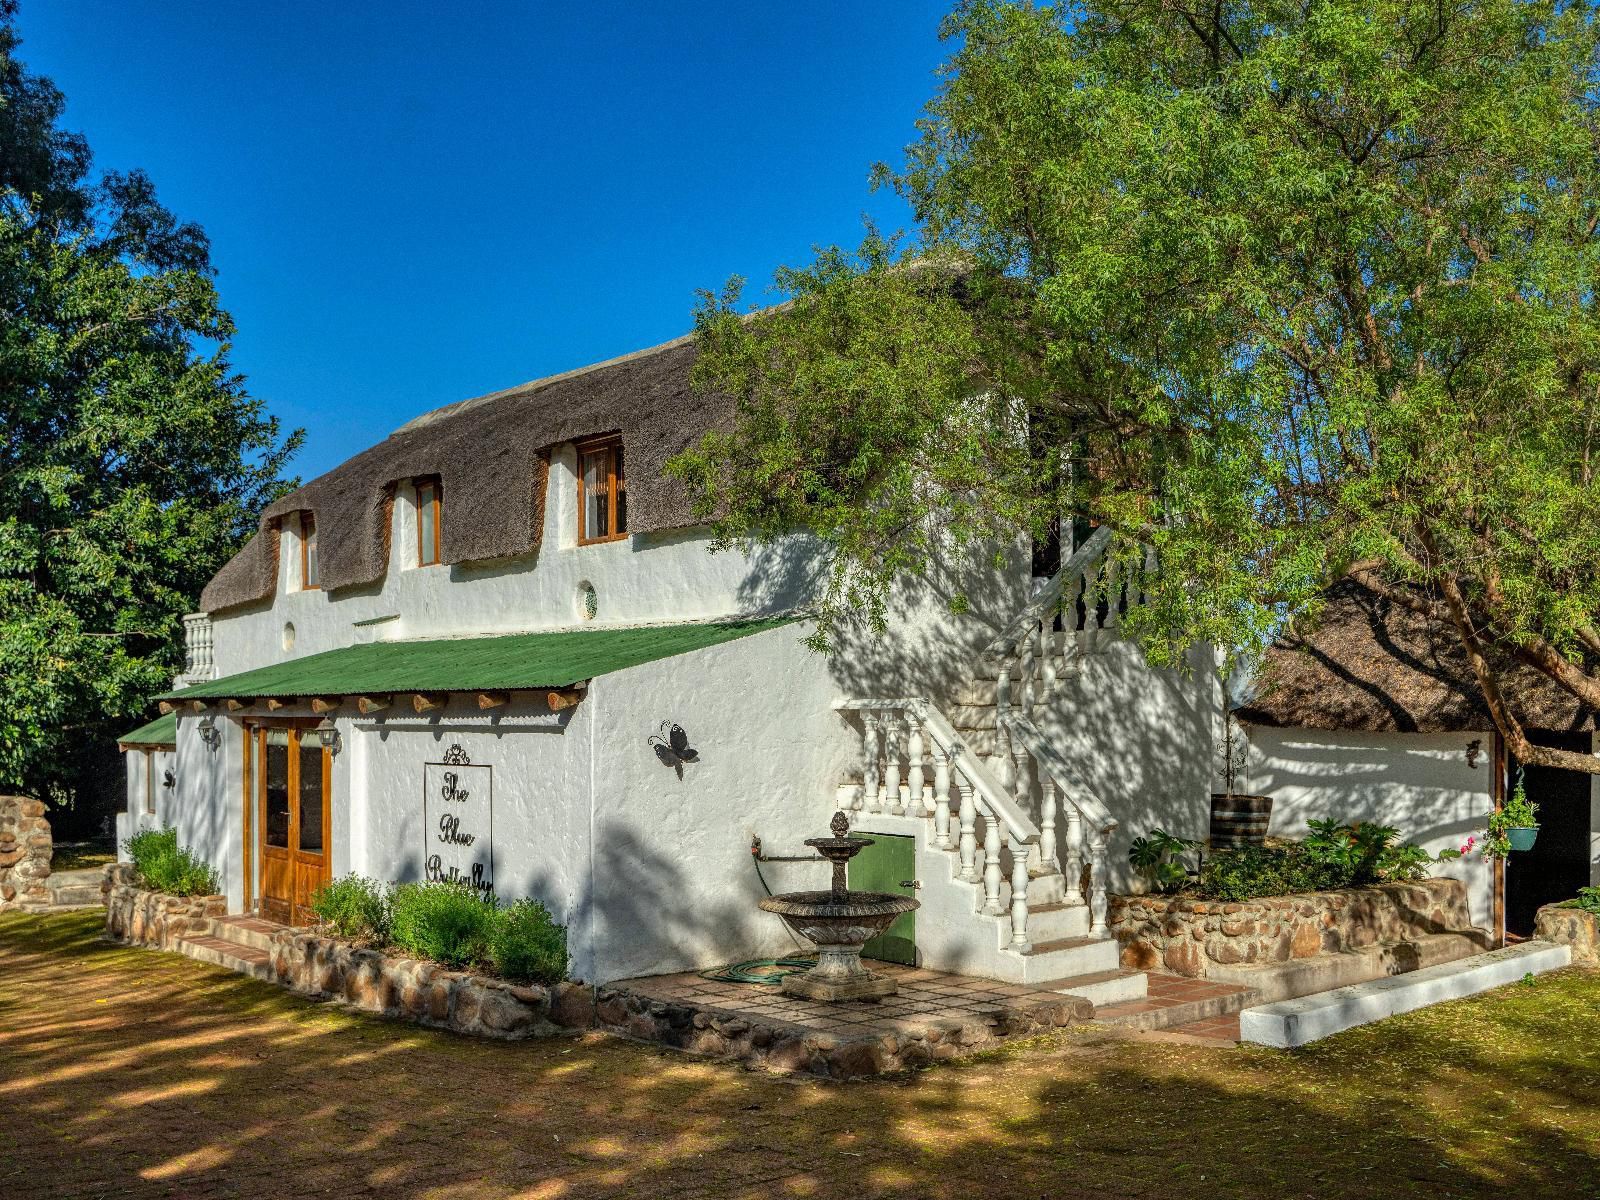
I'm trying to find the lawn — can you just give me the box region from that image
[1,911,1597,1200]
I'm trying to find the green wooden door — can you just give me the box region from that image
[847,833,917,965]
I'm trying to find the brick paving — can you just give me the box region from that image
[1094,971,1256,1039]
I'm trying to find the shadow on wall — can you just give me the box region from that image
[732,529,1027,709]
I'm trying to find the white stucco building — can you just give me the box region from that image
[116,333,1214,1000]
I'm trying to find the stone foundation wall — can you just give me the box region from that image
[0,795,52,910]
[1534,903,1600,966]
[588,984,1090,1079]
[103,863,227,947]
[264,925,592,1041]
[1110,878,1475,976]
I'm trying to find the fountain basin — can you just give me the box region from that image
[759,889,919,1001]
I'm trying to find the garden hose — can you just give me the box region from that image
[699,957,817,986]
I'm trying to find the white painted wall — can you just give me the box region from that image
[1029,640,1219,892]
[208,445,824,676]
[116,746,176,861]
[1240,726,1496,928]
[584,622,858,983]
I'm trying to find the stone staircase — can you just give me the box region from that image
[835,529,1153,1013]
[13,867,111,914]
[172,914,281,980]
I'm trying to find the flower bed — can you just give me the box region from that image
[1110,877,1475,976]
[103,863,226,947]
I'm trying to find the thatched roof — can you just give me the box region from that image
[202,335,733,613]
[1235,580,1593,735]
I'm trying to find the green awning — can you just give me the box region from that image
[119,710,177,747]
[157,617,796,702]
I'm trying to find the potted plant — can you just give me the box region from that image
[1210,710,1274,849]
[1480,772,1540,859]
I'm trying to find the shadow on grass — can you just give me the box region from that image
[2,911,1597,1199]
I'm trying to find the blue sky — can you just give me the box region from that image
[19,2,949,481]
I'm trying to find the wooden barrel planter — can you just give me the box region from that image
[1209,793,1274,849]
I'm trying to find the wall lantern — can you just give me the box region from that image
[197,714,221,752]
[316,716,341,753]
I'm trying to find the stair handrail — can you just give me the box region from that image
[985,524,1114,657]
[1003,713,1117,839]
[836,698,1039,845]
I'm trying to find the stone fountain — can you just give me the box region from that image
[758,811,919,1001]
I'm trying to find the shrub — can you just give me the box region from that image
[388,882,496,969]
[1128,828,1199,894]
[1195,821,1448,901]
[122,828,219,897]
[488,898,569,985]
[309,875,389,943]
[1561,886,1600,915]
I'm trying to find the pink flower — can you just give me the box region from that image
[1460,836,1476,854]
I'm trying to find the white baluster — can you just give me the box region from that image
[1040,776,1060,873]
[1100,558,1119,638]
[993,659,1014,787]
[982,810,1003,915]
[1088,826,1110,937]
[957,772,978,882]
[1011,725,1031,817]
[906,714,926,817]
[1062,804,1084,905]
[882,712,902,814]
[931,745,952,848]
[1040,616,1057,698]
[861,713,881,814]
[1009,838,1031,950]
[1019,628,1037,718]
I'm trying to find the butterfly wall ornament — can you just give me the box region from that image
[648,721,699,779]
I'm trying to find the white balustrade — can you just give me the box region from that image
[931,745,952,847]
[1009,837,1031,949]
[982,814,1003,915]
[180,612,216,684]
[906,716,926,818]
[957,770,978,881]
[861,713,881,814]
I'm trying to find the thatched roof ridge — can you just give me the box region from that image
[201,335,731,613]
[1235,579,1593,735]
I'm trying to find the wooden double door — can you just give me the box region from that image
[249,722,331,926]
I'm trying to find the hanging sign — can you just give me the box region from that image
[422,744,494,898]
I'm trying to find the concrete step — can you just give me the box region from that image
[48,867,108,887]
[1011,935,1120,984]
[1205,930,1492,1004]
[209,915,287,954]
[47,884,104,906]
[1041,968,1148,1008]
[177,934,275,982]
[1094,973,1258,1032]
[1025,899,1089,942]
[1241,941,1573,1048]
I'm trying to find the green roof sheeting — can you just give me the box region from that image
[119,710,177,747]
[157,618,796,702]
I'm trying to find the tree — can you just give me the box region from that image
[0,1,299,822]
[671,0,1600,774]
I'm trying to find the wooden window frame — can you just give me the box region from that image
[576,435,627,546]
[415,477,442,566]
[300,512,319,590]
[143,749,156,815]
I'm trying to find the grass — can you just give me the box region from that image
[2,910,1598,1199]
[48,838,115,872]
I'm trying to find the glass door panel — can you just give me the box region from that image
[297,738,324,855]
[263,729,291,848]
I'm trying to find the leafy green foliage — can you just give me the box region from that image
[122,827,218,897]
[1563,886,1600,914]
[487,898,569,986]
[388,882,496,970]
[1128,828,1199,893]
[308,875,390,944]
[0,7,299,814]
[1481,780,1541,859]
[673,0,1600,768]
[1197,821,1446,901]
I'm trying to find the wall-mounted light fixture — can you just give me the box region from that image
[316,716,341,753]
[197,714,221,752]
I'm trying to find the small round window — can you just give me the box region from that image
[576,580,598,622]
[282,622,297,651]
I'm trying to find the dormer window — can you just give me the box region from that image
[577,435,626,545]
[300,513,319,590]
[415,477,442,566]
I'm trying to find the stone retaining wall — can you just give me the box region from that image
[1110,878,1475,977]
[587,984,1088,1080]
[264,924,592,1040]
[0,796,52,910]
[1534,902,1600,966]
[103,863,227,947]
